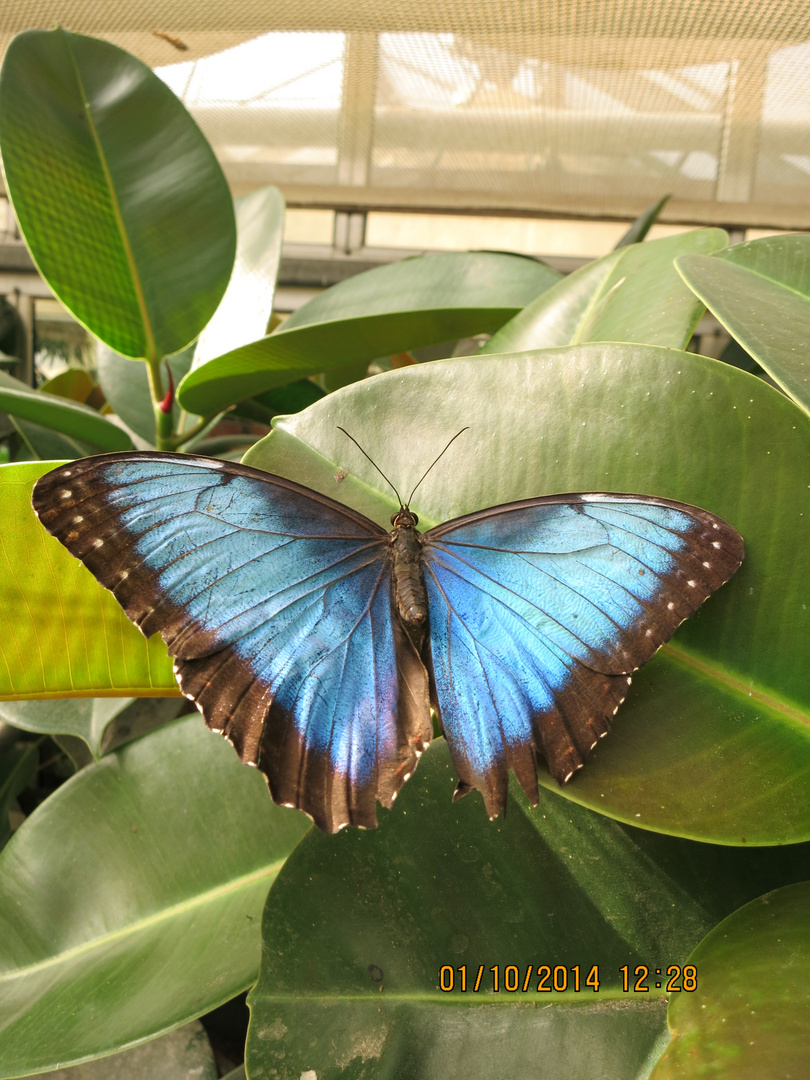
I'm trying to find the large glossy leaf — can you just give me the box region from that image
[0,29,235,360]
[192,186,285,370]
[0,370,132,452]
[176,252,561,414]
[0,461,176,698]
[39,367,97,405]
[676,235,810,416]
[243,344,810,844]
[31,1022,218,1080]
[0,696,185,759]
[247,741,810,1080]
[10,415,96,462]
[231,379,325,426]
[651,881,810,1079]
[0,716,310,1077]
[481,228,727,354]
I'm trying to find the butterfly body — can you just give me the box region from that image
[32,451,744,833]
[389,509,429,627]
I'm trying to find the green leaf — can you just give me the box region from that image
[243,344,810,844]
[481,228,727,355]
[0,370,132,451]
[247,741,810,1080]
[676,235,810,416]
[231,380,325,425]
[0,461,176,698]
[192,185,285,370]
[96,345,196,445]
[10,415,96,462]
[0,716,310,1077]
[614,195,671,248]
[0,28,235,360]
[30,1022,219,1080]
[39,367,96,404]
[0,743,36,846]
[0,697,185,760]
[651,882,810,1080]
[176,252,561,414]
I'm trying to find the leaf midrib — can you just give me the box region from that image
[65,32,155,362]
[253,990,668,1006]
[0,861,280,982]
[664,643,810,728]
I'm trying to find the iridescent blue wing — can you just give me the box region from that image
[33,453,431,833]
[422,494,744,817]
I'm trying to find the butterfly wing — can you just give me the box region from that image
[33,453,431,832]
[422,494,744,817]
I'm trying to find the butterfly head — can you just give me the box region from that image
[391,507,419,529]
[390,505,419,531]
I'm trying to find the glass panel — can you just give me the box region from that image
[283,209,335,244]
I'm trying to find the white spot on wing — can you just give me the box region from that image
[702,561,711,568]
[687,579,697,587]
[73,515,83,524]
[667,601,675,610]
[60,489,72,499]
[92,538,104,548]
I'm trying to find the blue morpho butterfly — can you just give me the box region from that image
[32,431,744,833]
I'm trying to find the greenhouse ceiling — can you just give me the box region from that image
[2,0,810,228]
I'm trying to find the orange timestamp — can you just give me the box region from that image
[437,964,697,994]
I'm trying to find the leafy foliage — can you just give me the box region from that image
[0,28,807,1080]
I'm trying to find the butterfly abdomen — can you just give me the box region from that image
[390,517,428,627]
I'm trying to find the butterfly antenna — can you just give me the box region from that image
[406,427,469,506]
[337,427,404,507]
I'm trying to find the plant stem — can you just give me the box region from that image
[165,413,220,450]
[145,354,173,450]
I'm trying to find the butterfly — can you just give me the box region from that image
[32,439,744,833]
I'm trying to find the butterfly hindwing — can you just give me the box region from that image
[423,494,744,816]
[33,453,432,832]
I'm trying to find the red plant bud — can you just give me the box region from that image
[159,367,174,413]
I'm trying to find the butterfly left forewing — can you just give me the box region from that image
[33,453,432,832]
[422,493,743,817]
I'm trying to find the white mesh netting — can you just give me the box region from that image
[3,0,810,226]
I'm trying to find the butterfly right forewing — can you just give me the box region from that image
[422,493,744,816]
